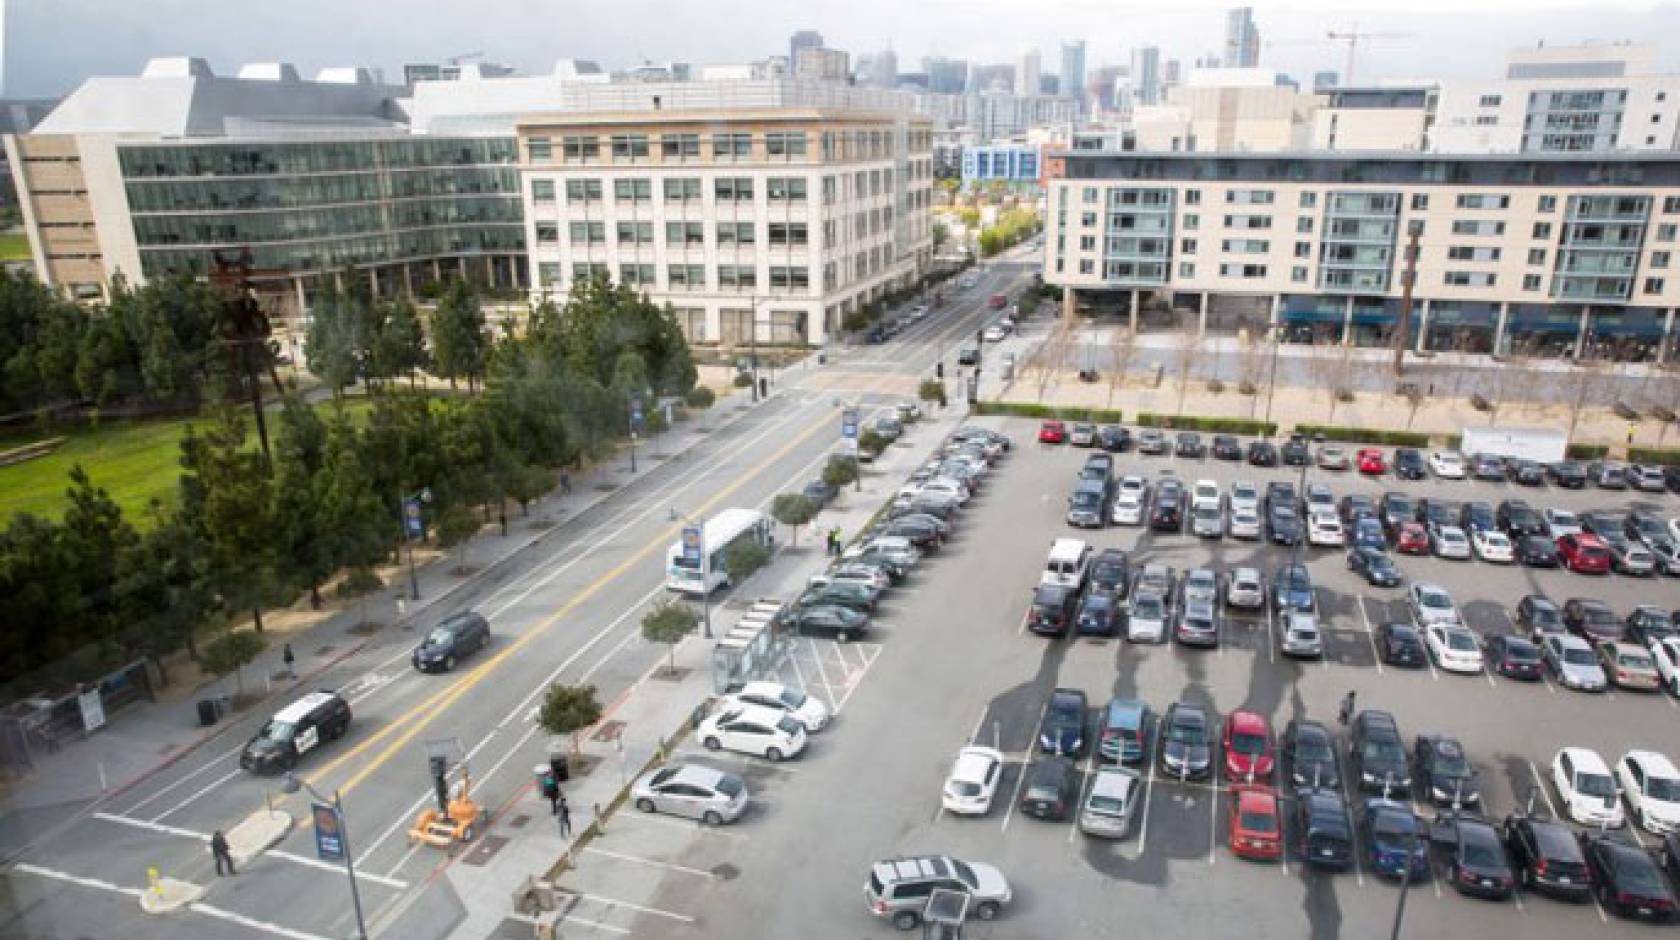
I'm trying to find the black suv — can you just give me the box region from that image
[1497,500,1545,538]
[1026,584,1077,637]
[1040,688,1088,757]
[1501,813,1591,901]
[1392,448,1426,480]
[1546,461,1587,488]
[1297,788,1354,869]
[1089,548,1130,598]
[1212,435,1243,460]
[1350,710,1411,793]
[412,611,491,673]
[1246,441,1278,466]
[1174,432,1205,458]
[1282,719,1341,791]
[1150,485,1184,532]
[1414,735,1480,807]
[241,691,352,774]
[1281,436,1311,466]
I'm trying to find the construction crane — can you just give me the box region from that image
[1325,26,1414,85]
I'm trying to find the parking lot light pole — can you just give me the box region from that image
[281,773,367,940]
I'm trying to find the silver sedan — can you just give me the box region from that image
[631,763,751,824]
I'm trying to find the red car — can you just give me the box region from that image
[1222,710,1275,781]
[1356,448,1386,475]
[1557,533,1612,574]
[1228,784,1284,861]
[1038,420,1067,444]
[1394,521,1429,555]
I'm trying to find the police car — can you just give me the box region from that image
[240,691,352,774]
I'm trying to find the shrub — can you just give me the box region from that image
[1206,379,1225,394]
[724,540,771,583]
[685,386,716,409]
[1566,443,1610,460]
[1291,425,1432,447]
[1238,380,1258,395]
[1628,447,1680,466]
[972,401,1123,423]
[336,567,384,599]
[731,373,753,388]
[918,379,947,408]
[1133,413,1278,436]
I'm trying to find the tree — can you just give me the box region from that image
[1107,327,1135,409]
[201,630,266,701]
[435,503,480,572]
[858,428,889,459]
[537,682,602,754]
[1402,385,1426,430]
[430,279,489,392]
[270,397,332,607]
[1171,326,1198,415]
[770,493,819,547]
[370,297,429,389]
[1564,358,1613,442]
[314,409,391,579]
[723,539,771,584]
[640,599,699,676]
[918,378,947,409]
[304,279,367,395]
[822,454,859,492]
[178,411,278,633]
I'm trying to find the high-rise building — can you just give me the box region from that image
[1061,41,1087,104]
[1130,46,1161,106]
[857,49,897,89]
[1313,70,1340,91]
[1224,7,1261,69]
[970,63,1014,93]
[1164,59,1182,87]
[924,56,968,95]
[794,48,850,83]
[1017,49,1042,97]
[790,30,824,70]
[1088,66,1124,111]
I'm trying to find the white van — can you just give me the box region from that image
[1041,538,1091,589]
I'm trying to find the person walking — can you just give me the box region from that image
[559,469,572,496]
[281,643,296,679]
[1338,690,1356,727]
[541,774,560,816]
[211,830,236,877]
[556,795,572,838]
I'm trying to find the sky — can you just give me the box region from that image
[9,0,1680,97]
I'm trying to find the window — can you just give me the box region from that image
[1180,238,1198,254]
[713,132,752,157]
[1178,261,1195,277]
[1079,235,1096,251]
[1183,213,1199,230]
[1665,196,1680,214]
[1184,189,1201,205]
[572,262,609,281]
[611,134,650,159]
[1532,222,1552,239]
[534,222,559,245]
[1451,220,1505,236]
[1646,276,1666,294]
[1474,116,1498,126]
[527,137,553,161]
[662,133,700,158]
[1522,273,1542,291]
[1296,216,1314,233]
[1294,241,1312,259]
[1443,271,1497,287]
[1447,246,1502,261]
[618,263,655,286]
[768,223,809,246]
[1454,194,1510,210]
[715,178,754,201]
[1479,94,1502,107]
[1218,263,1268,278]
[1528,248,1547,265]
[531,179,556,203]
[1225,189,1275,205]
[613,178,652,201]
[1293,266,1312,283]
[1410,193,1429,210]
[666,221,704,245]
[765,132,808,157]
[1221,239,1270,254]
[667,264,706,288]
[565,179,602,201]
[1080,212,1098,227]
[769,266,810,289]
[1661,223,1678,242]
[717,221,755,245]
[1223,214,1272,230]
[568,221,605,244]
[767,177,808,201]
[561,136,600,160]
[663,177,701,201]
[537,262,562,286]
[1298,192,1318,208]
[1079,259,1095,274]
[1537,195,1557,213]
[1653,250,1673,269]
[1082,186,1099,203]
[717,264,757,288]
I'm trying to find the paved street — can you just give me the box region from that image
[0,257,1037,940]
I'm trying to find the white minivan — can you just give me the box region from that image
[1041,538,1091,590]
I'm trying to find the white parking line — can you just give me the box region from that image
[832,646,881,715]
[1263,604,1276,665]
[507,911,631,936]
[583,846,718,879]
[1067,752,1097,844]
[612,807,749,841]
[1357,597,1384,676]
[149,768,242,823]
[1000,705,1049,834]
[1137,732,1160,854]
[808,637,839,714]
[1209,781,1220,865]
[568,891,696,923]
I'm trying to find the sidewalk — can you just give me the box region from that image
[0,379,773,862]
[393,395,972,940]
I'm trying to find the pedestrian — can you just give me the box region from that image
[281,643,295,679]
[556,795,572,838]
[1338,690,1356,727]
[541,774,560,815]
[1628,425,1637,446]
[211,829,235,877]
[559,469,572,496]
[549,753,569,785]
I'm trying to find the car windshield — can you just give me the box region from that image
[1419,590,1450,609]
[1089,795,1127,813]
[260,720,295,742]
[1240,811,1278,833]
[1462,838,1503,868]
[776,715,802,736]
[1432,747,1470,777]
[1133,597,1163,619]
[1620,652,1656,670]
[1234,486,1256,500]
[951,859,978,889]
[949,780,981,797]
[1094,561,1124,581]
[1648,776,1680,802]
[1375,813,1419,839]
[1196,506,1219,520]
[714,776,744,798]
[425,627,456,646]
[1232,732,1266,755]
[1562,647,1597,666]
[1168,720,1204,745]
[1298,735,1332,761]
[778,688,807,709]
[1446,631,1477,652]
[1577,772,1616,798]
[1072,492,1101,510]
[1363,740,1403,764]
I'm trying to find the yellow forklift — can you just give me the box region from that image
[408,743,484,848]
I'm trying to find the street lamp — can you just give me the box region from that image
[668,508,712,639]
[280,772,368,940]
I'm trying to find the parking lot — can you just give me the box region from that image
[550,420,1679,939]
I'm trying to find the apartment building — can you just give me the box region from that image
[1044,150,1680,363]
[1310,87,1435,152]
[518,108,934,347]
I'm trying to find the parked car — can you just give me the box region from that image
[1652,636,1680,696]
[1409,582,1460,627]
[1097,424,1131,452]
[632,764,750,824]
[1426,623,1486,674]
[1598,642,1661,691]
[1025,583,1077,638]
[1430,524,1471,560]
[1020,757,1078,821]
[1069,422,1097,447]
[1515,535,1561,567]
[1281,436,1311,466]
[1360,798,1430,881]
[1078,767,1142,838]
[1297,788,1355,869]
[1347,548,1402,587]
[1617,750,1680,834]
[1175,432,1205,458]
[1159,701,1214,780]
[1212,435,1243,460]
[1222,710,1275,782]
[1038,420,1067,444]
[1627,605,1678,644]
[1350,710,1411,793]
[1415,735,1481,806]
[1125,592,1170,644]
[1547,460,1588,488]
[1580,832,1676,922]
[1174,599,1220,648]
[1592,461,1630,489]
[1357,448,1386,475]
[1376,622,1428,669]
[1429,450,1467,479]
[1279,610,1323,659]
[722,681,831,732]
[1098,697,1152,765]
[863,856,1011,930]
[1393,448,1427,480]
[1471,453,1507,481]
[1040,690,1089,758]
[1432,812,1514,900]
[1317,446,1350,471]
[1501,812,1593,901]
[1471,529,1516,563]
[1517,594,1564,639]
[1557,533,1612,573]
[1283,719,1341,791]
[1272,563,1315,612]
[1267,502,1303,545]
[697,704,807,761]
[1551,747,1625,827]
[1601,532,1657,577]
[1394,521,1429,555]
[1486,634,1545,681]
[1563,597,1622,643]
[1507,459,1546,486]
[1542,634,1609,692]
[1137,429,1168,454]
[1228,784,1284,861]
[1224,567,1265,610]
[1246,441,1278,466]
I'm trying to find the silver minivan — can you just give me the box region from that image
[1079,767,1142,838]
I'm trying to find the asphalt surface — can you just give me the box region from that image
[0,257,1036,940]
[556,422,1680,939]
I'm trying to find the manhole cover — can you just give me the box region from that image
[462,834,509,867]
[591,720,625,743]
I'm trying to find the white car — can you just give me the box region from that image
[1126,593,1169,643]
[1670,517,1680,543]
[721,681,831,733]
[942,746,1005,815]
[1543,507,1582,540]
[1650,636,1680,696]
[1225,567,1265,609]
[1426,623,1485,674]
[914,478,971,505]
[697,704,808,761]
[1307,512,1344,547]
[1551,747,1625,828]
[1470,529,1514,563]
[1229,481,1260,515]
[1228,507,1261,539]
[982,325,1008,342]
[1409,582,1460,626]
[1430,525,1471,560]
[1192,480,1221,509]
[1303,484,1336,515]
[1428,450,1466,479]
[1617,750,1680,834]
[1111,492,1146,526]
[1118,475,1147,499]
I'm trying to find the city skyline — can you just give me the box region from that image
[10,0,1680,97]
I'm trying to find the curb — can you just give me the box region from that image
[227,808,294,867]
[137,876,205,915]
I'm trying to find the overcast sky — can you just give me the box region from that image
[10,0,1680,97]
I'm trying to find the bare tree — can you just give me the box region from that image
[1402,385,1426,430]
[1031,319,1073,402]
[1171,321,1198,415]
[1307,343,1356,423]
[1563,357,1613,443]
[1106,326,1135,409]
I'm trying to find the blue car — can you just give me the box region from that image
[1360,798,1430,882]
[1351,517,1386,551]
[1271,563,1315,612]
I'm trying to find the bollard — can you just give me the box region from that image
[593,803,603,835]
[146,866,162,899]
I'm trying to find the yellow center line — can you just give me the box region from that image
[305,397,846,799]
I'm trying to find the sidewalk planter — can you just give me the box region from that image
[1134,413,1278,436]
[1290,425,1432,447]
[973,401,1123,423]
[1566,443,1610,460]
[1628,447,1680,466]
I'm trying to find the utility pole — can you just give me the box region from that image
[1393,222,1421,377]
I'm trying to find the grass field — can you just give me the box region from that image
[0,232,32,262]
[0,398,375,529]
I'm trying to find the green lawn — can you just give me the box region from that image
[0,232,32,262]
[0,398,375,529]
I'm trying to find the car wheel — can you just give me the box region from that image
[974,901,1001,921]
[892,911,919,931]
[444,655,456,671]
[702,811,723,826]
[703,736,722,750]
[765,747,784,762]
[836,630,850,643]
[636,798,655,813]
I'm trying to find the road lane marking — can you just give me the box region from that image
[1137,730,1160,854]
[13,863,331,940]
[569,891,696,923]
[1000,704,1048,834]
[12,862,142,897]
[91,812,409,889]
[118,746,243,817]
[150,768,242,823]
[1068,751,1097,844]
[583,846,717,879]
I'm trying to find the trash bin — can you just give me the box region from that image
[197,697,221,727]
[817,351,827,365]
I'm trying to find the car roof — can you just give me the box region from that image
[1105,697,1147,721]
[273,691,339,724]
[953,746,1003,779]
[1169,701,1207,723]
[716,703,788,725]
[1051,688,1086,706]
[668,764,730,789]
[1557,746,1611,773]
[873,856,952,884]
[1626,750,1680,778]
[737,681,791,698]
[1227,710,1268,735]
[1090,767,1139,800]
[1235,787,1278,813]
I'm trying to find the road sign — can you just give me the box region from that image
[77,688,105,732]
[681,525,704,566]
[311,801,346,862]
[403,498,424,539]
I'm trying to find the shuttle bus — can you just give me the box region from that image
[664,507,774,595]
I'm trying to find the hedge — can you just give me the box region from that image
[1134,413,1278,436]
[973,401,1123,423]
[1566,443,1610,460]
[1291,424,1432,447]
[1629,446,1680,466]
